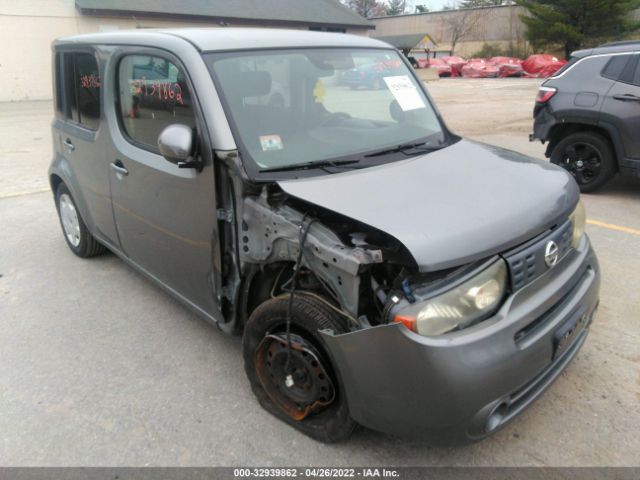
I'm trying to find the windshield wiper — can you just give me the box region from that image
[364,141,445,158]
[260,159,360,174]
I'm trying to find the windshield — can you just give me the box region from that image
[205,48,447,177]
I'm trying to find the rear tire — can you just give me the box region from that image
[242,295,356,443]
[550,132,616,193]
[55,184,106,258]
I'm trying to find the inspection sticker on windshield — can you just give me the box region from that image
[259,134,284,151]
[383,75,426,111]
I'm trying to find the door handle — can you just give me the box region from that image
[613,94,640,102]
[110,160,129,176]
[63,138,75,151]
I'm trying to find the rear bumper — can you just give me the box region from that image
[531,104,557,144]
[321,235,600,443]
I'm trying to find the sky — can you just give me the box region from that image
[407,0,451,13]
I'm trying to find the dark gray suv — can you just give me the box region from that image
[50,28,600,444]
[532,41,640,192]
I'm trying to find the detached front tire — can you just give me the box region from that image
[242,295,356,443]
[55,183,105,258]
[550,132,616,193]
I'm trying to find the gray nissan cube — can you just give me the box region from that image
[49,29,600,444]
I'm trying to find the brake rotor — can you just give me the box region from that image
[255,333,335,421]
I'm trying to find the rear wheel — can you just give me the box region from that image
[242,295,356,443]
[550,132,616,193]
[55,184,106,258]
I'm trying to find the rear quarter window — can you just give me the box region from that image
[54,52,64,117]
[551,56,580,77]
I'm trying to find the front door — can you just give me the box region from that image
[107,51,219,317]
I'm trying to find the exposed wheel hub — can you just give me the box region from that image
[255,333,335,421]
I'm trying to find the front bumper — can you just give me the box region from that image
[321,235,600,443]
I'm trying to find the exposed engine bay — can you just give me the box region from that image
[215,155,470,334]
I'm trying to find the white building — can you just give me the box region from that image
[0,0,373,102]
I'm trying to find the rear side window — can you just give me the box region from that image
[56,51,101,130]
[117,55,196,152]
[601,55,630,80]
[75,53,101,130]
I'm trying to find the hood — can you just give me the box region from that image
[277,139,579,271]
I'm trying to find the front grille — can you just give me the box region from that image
[514,266,590,345]
[505,220,573,292]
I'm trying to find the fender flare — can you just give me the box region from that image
[545,118,624,168]
[48,157,97,236]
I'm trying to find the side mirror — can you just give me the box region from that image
[158,124,197,168]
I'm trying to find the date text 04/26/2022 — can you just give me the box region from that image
[233,468,400,478]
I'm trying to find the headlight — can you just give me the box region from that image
[569,201,586,248]
[394,260,508,336]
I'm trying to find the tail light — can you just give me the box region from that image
[536,86,557,104]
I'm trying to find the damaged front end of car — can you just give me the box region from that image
[214,152,495,339]
[213,147,600,443]
[215,152,427,336]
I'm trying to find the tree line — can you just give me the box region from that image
[340,0,640,58]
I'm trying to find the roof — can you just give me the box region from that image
[55,28,392,52]
[572,41,640,58]
[372,33,438,50]
[75,0,373,29]
[600,40,640,48]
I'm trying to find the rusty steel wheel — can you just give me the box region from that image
[255,333,335,421]
[242,295,356,443]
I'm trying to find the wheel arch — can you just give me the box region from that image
[48,158,96,235]
[237,261,344,335]
[546,122,622,170]
[49,173,64,197]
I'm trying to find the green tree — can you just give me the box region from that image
[340,0,386,18]
[415,4,430,12]
[385,0,407,15]
[515,0,640,59]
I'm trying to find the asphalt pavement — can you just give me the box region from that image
[1,84,639,466]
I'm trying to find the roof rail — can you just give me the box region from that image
[600,40,640,48]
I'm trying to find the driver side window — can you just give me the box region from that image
[117,54,196,152]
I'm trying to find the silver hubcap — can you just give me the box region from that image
[59,193,81,247]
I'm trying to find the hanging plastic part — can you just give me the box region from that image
[284,217,316,380]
